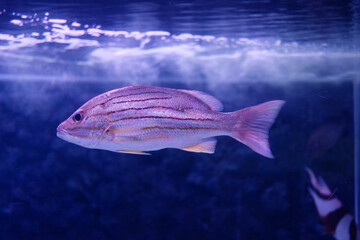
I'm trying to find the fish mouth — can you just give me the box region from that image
[56,124,68,139]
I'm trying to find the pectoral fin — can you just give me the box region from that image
[182,138,217,154]
[117,150,151,155]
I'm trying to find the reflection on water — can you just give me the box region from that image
[0,4,359,86]
[1,1,359,41]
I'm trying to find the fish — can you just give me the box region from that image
[56,85,285,157]
[305,118,345,161]
[305,167,359,240]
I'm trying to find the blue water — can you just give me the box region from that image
[0,1,359,239]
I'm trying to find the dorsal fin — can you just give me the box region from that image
[179,89,223,111]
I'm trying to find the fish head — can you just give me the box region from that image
[57,104,110,148]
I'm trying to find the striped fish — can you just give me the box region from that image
[57,85,284,157]
[306,167,359,240]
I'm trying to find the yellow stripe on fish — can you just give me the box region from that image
[113,136,168,143]
[142,126,219,131]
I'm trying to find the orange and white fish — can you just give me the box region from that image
[57,85,284,157]
[306,167,359,240]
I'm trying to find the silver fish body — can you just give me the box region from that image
[57,85,285,157]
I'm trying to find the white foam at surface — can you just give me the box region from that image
[10,19,24,26]
[87,28,103,37]
[48,19,67,24]
[172,33,194,41]
[0,33,15,41]
[102,30,129,37]
[129,31,146,40]
[0,9,358,86]
[65,38,100,49]
[51,23,68,30]
[145,31,171,37]
[66,29,86,37]
[71,22,81,27]
[87,44,359,86]
[51,25,86,37]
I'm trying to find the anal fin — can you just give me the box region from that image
[117,150,151,155]
[182,138,217,154]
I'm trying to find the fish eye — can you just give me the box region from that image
[73,113,83,122]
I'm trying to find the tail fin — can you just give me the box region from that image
[231,100,285,158]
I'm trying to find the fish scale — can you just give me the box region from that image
[57,85,285,157]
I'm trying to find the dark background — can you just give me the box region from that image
[0,80,355,240]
